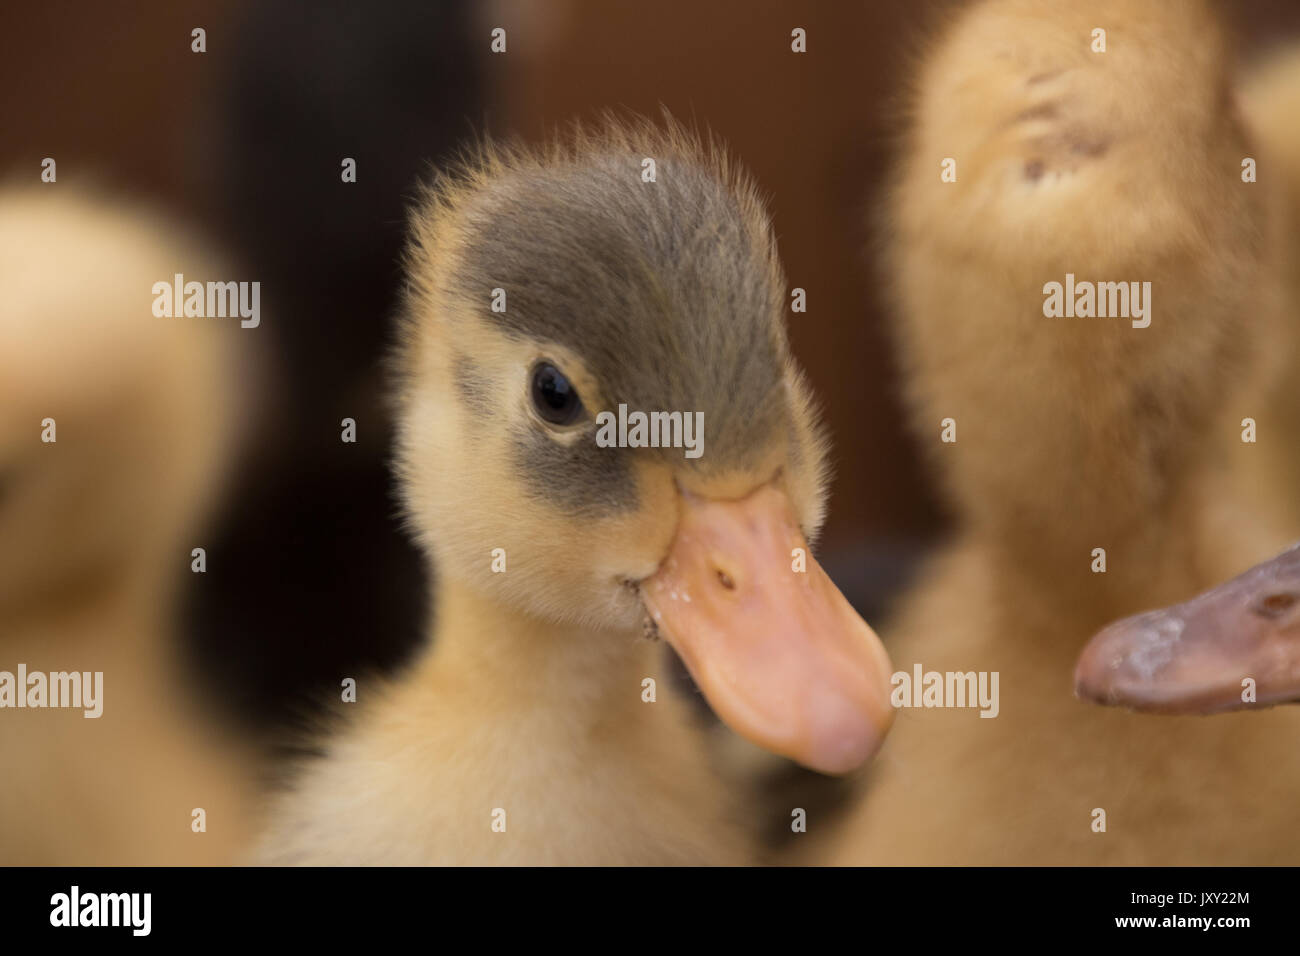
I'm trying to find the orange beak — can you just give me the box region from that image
[642,483,895,774]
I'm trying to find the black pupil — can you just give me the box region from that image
[532,363,580,424]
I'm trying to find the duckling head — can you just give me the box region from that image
[0,188,233,621]
[395,118,894,774]
[1076,542,1300,713]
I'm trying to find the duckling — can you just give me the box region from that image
[1074,48,1300,721]
[1236,44,1300,533]
[1077,543,1300,714]
[0,187,259,864]
[808,0,1300,865]
[255,118,896,865]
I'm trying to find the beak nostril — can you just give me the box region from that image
[1253,592,1298,618]
[716,569,736,591]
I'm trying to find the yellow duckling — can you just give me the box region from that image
[256,119,895,865]
[0,187,258,864]
[813,0,1300,865]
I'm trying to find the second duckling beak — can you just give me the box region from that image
[641,483,895,775]
[1075,543,1300,714]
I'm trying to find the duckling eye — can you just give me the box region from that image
[530,362,584,426]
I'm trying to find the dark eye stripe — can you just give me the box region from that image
[512,426,636,517]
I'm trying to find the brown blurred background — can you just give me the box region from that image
[5,0,1299,732]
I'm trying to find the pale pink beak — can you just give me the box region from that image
[642,483,895,774]
[1076,543,1300,714]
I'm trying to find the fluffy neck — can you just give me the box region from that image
[425,577,660,721]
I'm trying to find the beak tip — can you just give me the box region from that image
[803,736,885,776]
[796,699,894,775]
